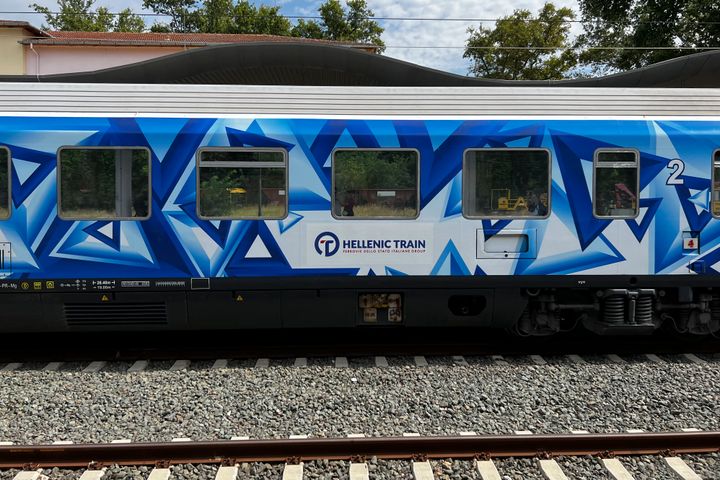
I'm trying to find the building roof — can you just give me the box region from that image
[19,30,378,52]
[1,42,719,88]
[0,20,48,37]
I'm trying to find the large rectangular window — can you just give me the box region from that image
[58,147,150,220]
[713,151,720,217]
[0,147,9,219]
[463,149,550,218]
[593,150,639,218]
[197,148,287,220]
[332,149,419,219]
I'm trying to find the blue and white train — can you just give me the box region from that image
[0,45,719,335]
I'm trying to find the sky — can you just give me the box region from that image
[1,0,580,75]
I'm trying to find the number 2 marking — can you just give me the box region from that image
[667,158,685,185]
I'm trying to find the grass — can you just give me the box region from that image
[61,208,117,219]
[206,204,286,219]
[57,204,414,220]
[350,205,417,218]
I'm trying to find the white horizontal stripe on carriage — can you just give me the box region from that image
[4,84,720,118]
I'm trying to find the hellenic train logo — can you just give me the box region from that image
[314,231,340,257]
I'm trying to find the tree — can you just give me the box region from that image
[292,0,384,50]
[31,0,145,32]
[143,0,291,35]
[228,2,290,35]
[142,0,197,32]
[115,8,147,33]
[36,0,384,46]
[464,3,576,80]
[291,19,324,40]
[577,0,720,72]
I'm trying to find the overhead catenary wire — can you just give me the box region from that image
[4,10,720,26]
[389,46,720,50]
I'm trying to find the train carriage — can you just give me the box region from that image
[0,44,719,336]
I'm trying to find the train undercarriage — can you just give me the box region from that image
[517,287,720,337]
[0,277,718,336]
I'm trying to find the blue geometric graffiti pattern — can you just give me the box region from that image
[626,198,663,242]
[431,240,471,276]
[0,116,715,279]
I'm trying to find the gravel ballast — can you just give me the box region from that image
[0,357,718,444]
[683,453,720,479]
[1,454,718,478]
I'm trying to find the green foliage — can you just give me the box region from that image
[292,0,384,50]
[60,149,149,218]
[142,0,198,33]
[464,3,576,80]
[31,0,145,32]
[198,166,285,218]
[143,0,291,34]
[577,0,720,72]
[60,149,116,215]
[39,0,384,45]
[334,151,417,217]
[243,4,292,35]
[198,171,237,217]
[291,19,324,39]
[334,151,416,191]
[116,8,147,32]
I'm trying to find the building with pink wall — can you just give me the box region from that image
[0,23,379,76]
[24,44,190,76]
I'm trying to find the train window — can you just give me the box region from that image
[463,149,550,218]
[58,147,150,220]
[0,147,9,219]
[713,151,720,217]
[197,148,287,219]
[593,150,639,219]
[332,149,419,219]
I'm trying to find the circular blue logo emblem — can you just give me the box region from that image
[315,231,340,257]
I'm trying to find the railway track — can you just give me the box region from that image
[0,350,717,372]
[0,329,717,365]
[1,431,718,479]
[2,352,718,478]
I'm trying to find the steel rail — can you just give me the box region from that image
[1,329,718,364]
[0,432,719,468]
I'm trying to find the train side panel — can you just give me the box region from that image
[0,116,718,333]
